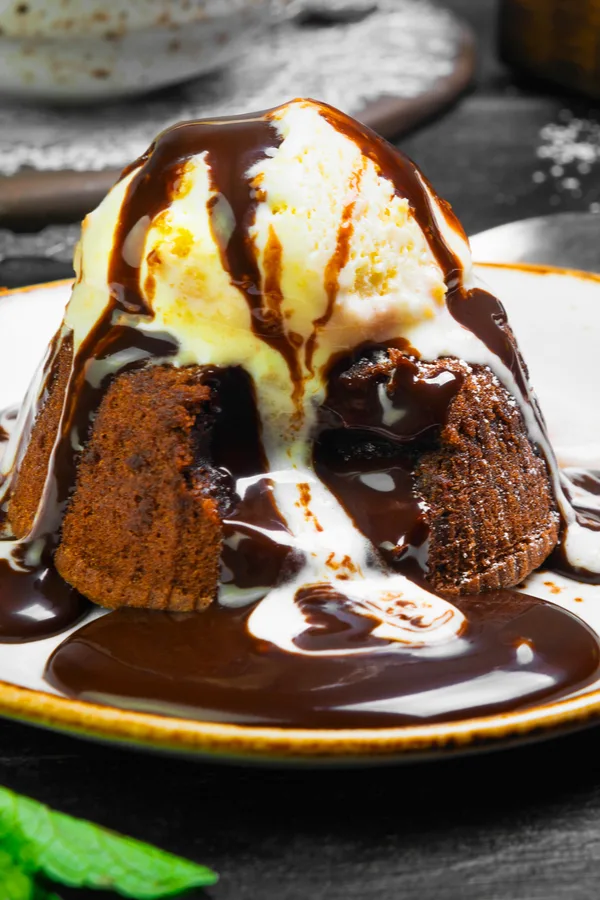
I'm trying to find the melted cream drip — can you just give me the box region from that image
[242,408,463,653]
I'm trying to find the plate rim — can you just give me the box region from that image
[3,675,600,763]
[2,263,600,763]
[476,259,600,283]
[0,278,74,297]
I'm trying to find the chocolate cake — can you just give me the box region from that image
[316,349,559,596]
[4,341,558,609]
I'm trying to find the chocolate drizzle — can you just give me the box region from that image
[200,115,297,375]
[549,470,600,581]
[199,367,291,596]
[46,590,600,728]
[563,469,600,525]
[305,162,364,372]
[315,351,465,576]
[116,110,310,398]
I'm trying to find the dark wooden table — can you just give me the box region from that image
[4,1,600,898]
[402,0,600,238]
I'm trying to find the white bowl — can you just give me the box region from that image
[0,0,296,102]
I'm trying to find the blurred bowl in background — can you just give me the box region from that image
[0,0,297,103]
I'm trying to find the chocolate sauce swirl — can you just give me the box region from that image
[314,351,466,577]
[46,590,600,728]
[199,367,291,596]
[111,111,303,391]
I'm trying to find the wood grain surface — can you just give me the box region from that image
[2,716,600,900]
[3,1,600,898]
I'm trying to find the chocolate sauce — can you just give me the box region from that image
[315,451,428,573]
[45,590,600,728]
[201,367,291,595]
[0,560,88,642]
[111,111,302,393]
[320,351,464,441]
[315,353,465,575]
[564,469,600,525]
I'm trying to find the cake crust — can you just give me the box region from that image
[416,362,560,594]
[8,334,73,540]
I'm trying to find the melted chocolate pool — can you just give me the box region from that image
[1,405,90,641]
[45,590,600,728]
[0,560,88,642]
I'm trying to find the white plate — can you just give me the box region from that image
[0,265,599,764]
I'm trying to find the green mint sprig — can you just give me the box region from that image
[0,786,217,898]
[0,847,37,900]
[0,848,61,900]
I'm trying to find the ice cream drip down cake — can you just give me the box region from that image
[1,99,600,728]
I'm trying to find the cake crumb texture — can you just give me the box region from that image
[55,364,222,611]
[417,364,560,595]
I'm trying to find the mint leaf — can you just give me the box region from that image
[0,847,36,900]
[0,787,217,898]
[0,847,61,900]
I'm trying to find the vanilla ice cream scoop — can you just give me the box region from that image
[70,99,472,427]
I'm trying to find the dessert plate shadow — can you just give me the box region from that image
[0,264,599,766]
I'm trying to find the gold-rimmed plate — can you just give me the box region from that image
[1,263,599,764]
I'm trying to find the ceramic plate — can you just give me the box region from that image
[0,264,599,765]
